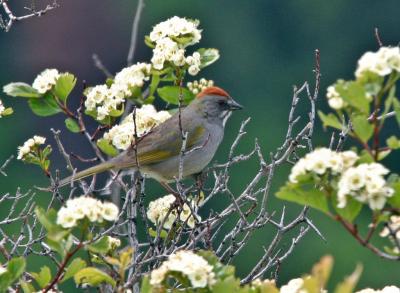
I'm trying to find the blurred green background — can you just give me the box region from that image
[0,0,399,291]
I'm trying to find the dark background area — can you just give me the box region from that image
[0,0,399,291]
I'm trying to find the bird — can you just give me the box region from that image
[57,86,243,188]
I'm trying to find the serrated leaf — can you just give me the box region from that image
[352,114,374,143]
[1,107,13,116]
[7,257,25,282]
[148,228,168,239]
[28,93,62,117]
[387,136,400,149]
[332,196,363,222]
[276,183,330,214]
[61,258,86,283]
[96,138,119,157]
[157,86,195,105]
[334,264,362,293]
[336,81,369,113]
[3,82,41,98]
[53,73,76,102]
[318,111,343,130]
[197,48,220,68]
[65,118,80,133]
[393,98,400,127]
[86,236,110,254]
[74,267,116,288]
[388,179,400,208]
[31,266,51,289]
[20,281,36,293]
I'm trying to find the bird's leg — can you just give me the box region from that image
[193,172,205,204]
[160,182,184,206]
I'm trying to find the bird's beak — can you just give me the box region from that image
[228,98,243,111]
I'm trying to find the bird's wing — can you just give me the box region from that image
[111,116,207,168]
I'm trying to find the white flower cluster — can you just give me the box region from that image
[150,250,215,288]
[380,215,400,253]
[280,278,326,293]
[0,99,5,117]
[149,16,202,75]
[17,135,46,160]
[356,286,400,293]
[32,69,60,94]
[338,163,394,210]
[107,236,121,250]
[326,85,346,110]
[146,194,200,229]
[85,63,151,121]
[187,78,214,95]
[356,46,400,78]
[289,148,359,184]
[102,104,171,150]
[56,196,119,228]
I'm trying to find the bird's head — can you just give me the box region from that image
[193,86,243,126]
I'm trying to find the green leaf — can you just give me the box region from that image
[96,138,119,157]
[140,276,152,293]
[352,114,373,143]
[86,236,110,254]
[31,266,51,289]
[144,35,155,48]
[388,179,400,208]
[336,81,369,113]
[3,82,41,98]
[197,48,220,68]
[149,74,160,97]
[157,86,195,105]
[65,118,81,133]
[1,107,13,116]
[74,267,116,288]
[393,98,400,127]
[45,238,66,258]
[334,264,362,293]
[212,276,241,293]
[387,136,400,149]
[0,273,13,293]
[148,228,168,239]
[28,93,62,117]
[276,183,330,214]
[53,73,76,102]
[62,258,86,283]
[35,207,57,232]
[7,257,26,282]
[318,111,342,130]
[332,196,363,222]
[20,281,36,293]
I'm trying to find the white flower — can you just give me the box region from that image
[107,236,121,249]
[356,46,400,78]
[32,69,60,94]
[187,79,214,95]
[149,16,201,45]
[150,250,215,288]
[356,286,400,293]
[337,163,393,210]
[380,215,400,240]
[56,196,119,228]
[56,207,77,228]
[101,202,119,221]
[280,278,305,293]
[288,148,357,184]
[326,85,346,110]
[17,135,47,160]
[114,62,152,89]
[146,194,200,230]
[102,105,171,150]
[0,100,5,117]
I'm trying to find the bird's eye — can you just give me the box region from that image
[218,100,227,106]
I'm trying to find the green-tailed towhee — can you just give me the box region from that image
[57,86,242,187]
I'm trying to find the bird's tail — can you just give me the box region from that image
[57,161,116,188]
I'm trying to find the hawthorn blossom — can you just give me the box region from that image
[150,250,215,288]
[355,46,400,78]
[17,135,46,160]
[187,78,214,95]
[32,69,60,94]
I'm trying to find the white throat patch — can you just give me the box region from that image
[221,110,232,127]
